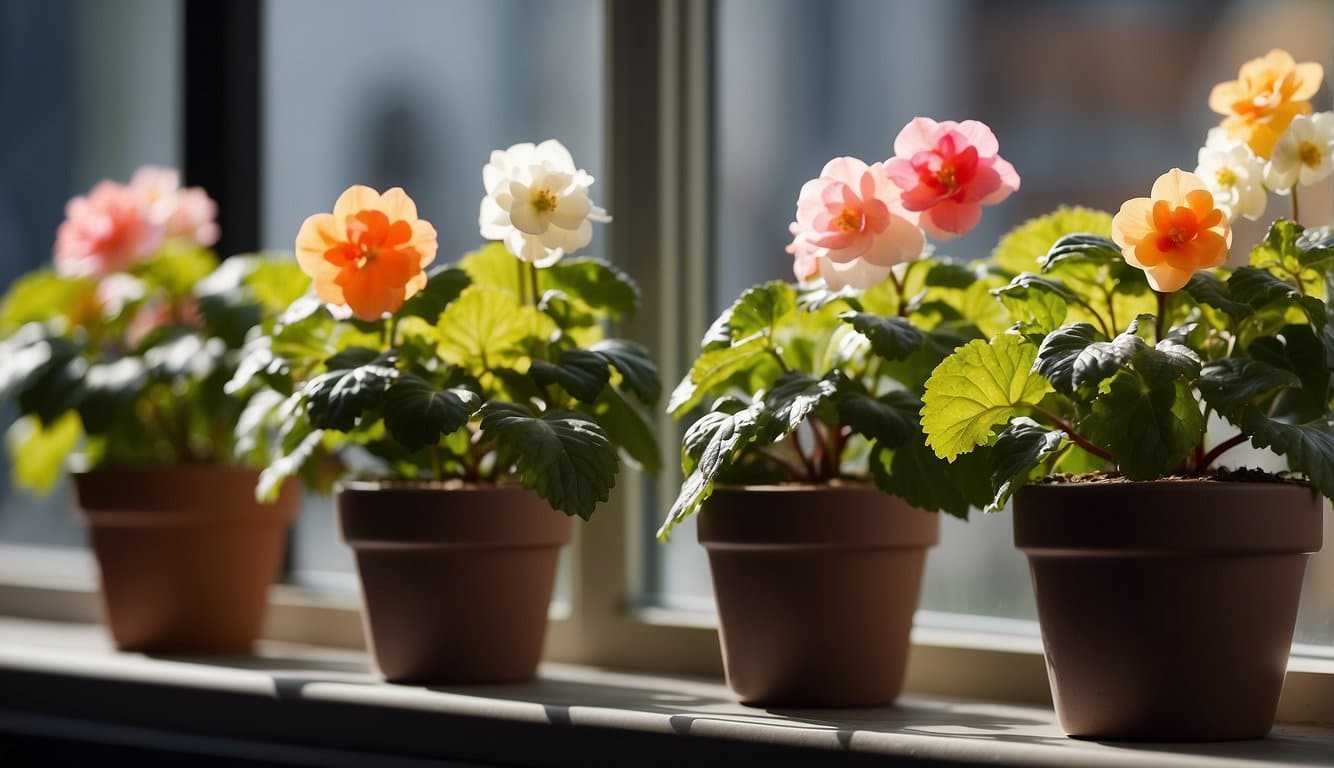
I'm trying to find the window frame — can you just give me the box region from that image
[0,0,1332,727]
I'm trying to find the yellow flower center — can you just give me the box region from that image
[936,166,957,189]
[532,188,558,214]
[1214,167,1238,187]
[835,208,862,232]
[1298,140,1323,168]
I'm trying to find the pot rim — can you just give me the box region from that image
[1025,476,1312,492]
[336,479,533,494]
[709,479,880,493]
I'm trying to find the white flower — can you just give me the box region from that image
[1264,112,1334,192]
[1194,135,1267,222]
[478,140,611,267]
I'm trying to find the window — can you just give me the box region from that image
[0,0,181,549]
[646,0,1334,649]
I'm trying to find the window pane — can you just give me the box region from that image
[261,0,604,586]
[650,0,1334,648]
[0,0,181,548]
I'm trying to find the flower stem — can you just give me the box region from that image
[1029,404,1115,463]
[517,259,530,305]
[1291,184,1301,226]
[1154,290,1169,343]
[889,269,909,317]
[1198,433,1248,471]
[528,262,541,306]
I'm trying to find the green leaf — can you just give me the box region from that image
[922,259,979,288]
[837,387,921,448]
[728,282,797,343]
[921,335,1053,461]
[1033,322,1101,395]
[381,373,481,452]
[987,417,1066,511]
[1184,272,1251,319]
[581,386,661,473]
[397,266,471,321]
[667,342,777,416]
[303,351,398,431]
[1198,358,1301,415]
[15,341,85,426]
[1040,233,1123,271]
[543,257,640,321]
[1080,372,1205,480]
[257,426,324,502]
[839,313,925,361]
[871,437,991,519]
[436,286,557,373]
[1297,225,1334,272]
[79,359,147,433]
[132,244,218,297]
[1229,266,1326,327]
[589,339,660,406]
[530,349,611,402]
[991,206,1114,276]
[1246,324,1330,422]
[662,402,781,537]
[144,334,227,380]
[763,371,838,431]
[5,412,82,493]
[458,242,522,295]
[0,272,96,334]
[479,403,618,519]
[1238,409,1334,500]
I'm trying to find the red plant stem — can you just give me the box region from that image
[1198,433,1248,471]
[789,431,818,480]
[1029,405,1116,463]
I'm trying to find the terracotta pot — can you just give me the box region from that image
[697,483,939,707]
[337,482,572,684]
[1015,480,1323,741]
[74,466,299,654]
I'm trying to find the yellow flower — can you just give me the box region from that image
[1209,49,1324,159]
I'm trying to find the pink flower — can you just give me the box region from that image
[884,117,1020,240]
[53,181,164,278]
[130,166,220,247]
[786,157,924,290]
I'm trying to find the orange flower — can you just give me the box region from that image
[1111,169,1231,293]
[295,186,438,321]
[1209,49,1323,158]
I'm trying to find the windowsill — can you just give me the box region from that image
[1,617,1332,767]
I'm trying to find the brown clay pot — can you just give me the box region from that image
[74,466,299,654]
[1015,480,1323,741]
[337,482,572,684]
[698,483,939,707]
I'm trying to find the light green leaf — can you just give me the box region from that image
[728,282,797,343]
[5,412,82,493]
[458,242,522,295]
[921,335,1053,461]
[0,272,96,335]
[991,206,1113,276]
[480,403,618,519]
[1080,372,1205,480]
[132,243,218,297]
[667,342,777,416]
[381,373,481,452]
[436,286,557,373]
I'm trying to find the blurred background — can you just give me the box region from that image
[1,0,1332,647]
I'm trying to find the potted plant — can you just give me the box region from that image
[0,167,307,652]
[920,49,1330,740]
[660,119,1021,706]
[234,140,660,683]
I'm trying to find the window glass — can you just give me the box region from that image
[0,0,181,548]
[261,0,604,586]
[649,0,1334,647]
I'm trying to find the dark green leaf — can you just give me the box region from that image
[836,387,921,448]
[663,402,782,537]
[480,403,619,519]
[923,259,978,288]
[79,359,147,433]
[1185,272,1250,318]
[1229,266,1325,327]
[543,257,640,321]
[1238,409,1334,500]
[303,351,398,431]
[382,373,481,452]
[530,349,611,402]
[1080,372,1205,480]
[988,417,1066,511]
[1198,359,1301,415]
[589,339,660,405]
[839,313,925,361]
[763,371,838,430]
[581,386,661,473]
[397,266,471,321]
[871,437,991,519]
[1033,322,1101,395]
